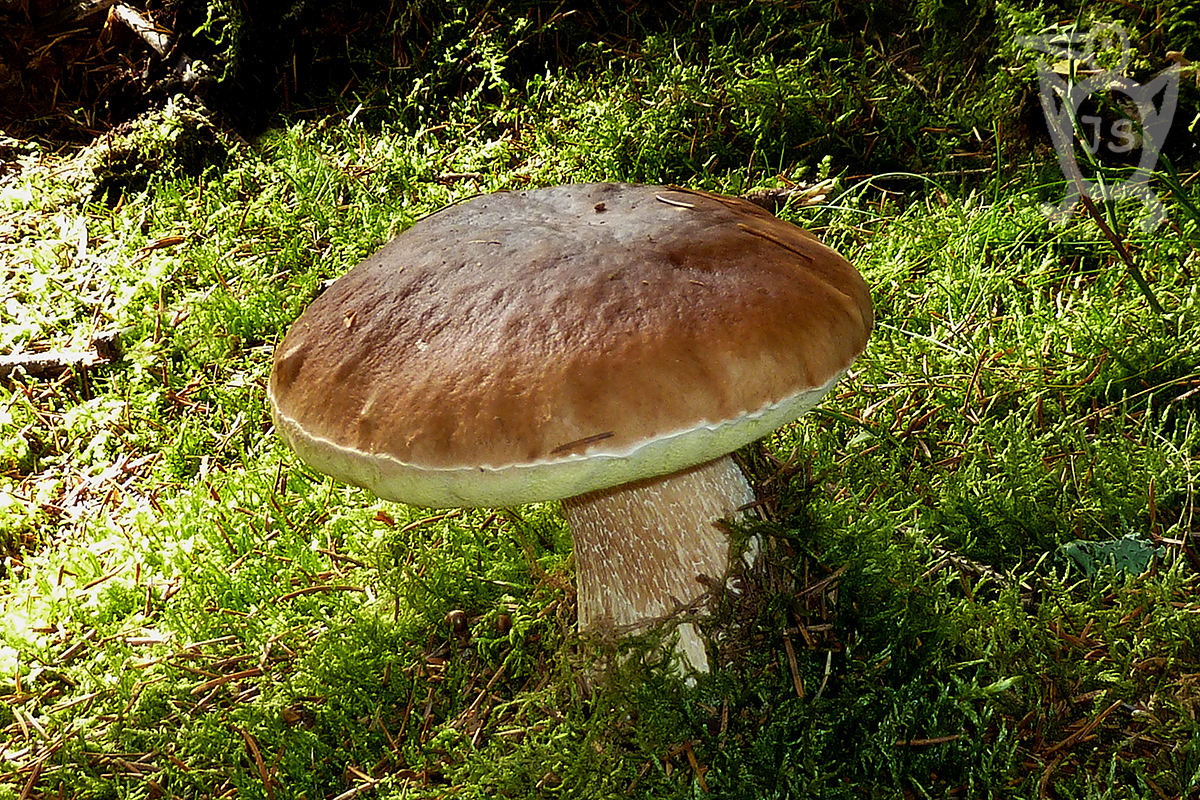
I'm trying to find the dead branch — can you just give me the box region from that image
[0,330,122,381]
[110,3,169,56]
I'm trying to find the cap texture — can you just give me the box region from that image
[268,183,872,507]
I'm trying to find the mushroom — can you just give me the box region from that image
[268,183,872,673]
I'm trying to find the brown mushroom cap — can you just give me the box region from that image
[268,183,872,508]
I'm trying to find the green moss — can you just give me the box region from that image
[1,3,1198,797]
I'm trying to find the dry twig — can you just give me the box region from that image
[0,330,122,380]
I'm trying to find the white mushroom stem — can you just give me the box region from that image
[561,454,757,673]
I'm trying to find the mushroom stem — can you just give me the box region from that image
[562,454,756,673]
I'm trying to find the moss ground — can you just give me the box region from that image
[2,2,1199,798]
